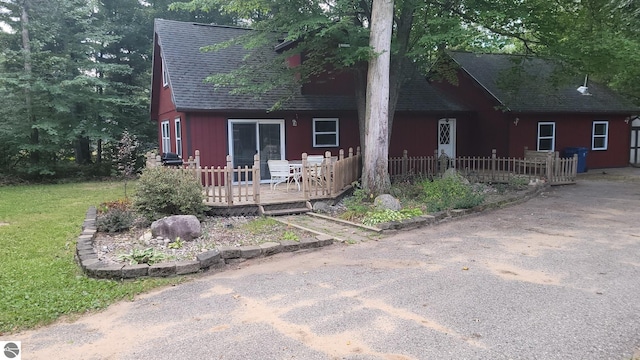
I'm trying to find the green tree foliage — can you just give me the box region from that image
[0,0,235,180]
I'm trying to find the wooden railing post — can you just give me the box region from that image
[253,154,260,204]
[225,155,233,205]
[491,149,497,181]
[194,149,201,168]
[402,150,408,177]
[325,150,334,195]
[545,152,554,184]
[301,153,309,200]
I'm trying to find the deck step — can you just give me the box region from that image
[262,207,311,216]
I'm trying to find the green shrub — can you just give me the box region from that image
[133,167,206,221]
[420,175,484,213]
[96,208,136,233]
[340,183,373,221]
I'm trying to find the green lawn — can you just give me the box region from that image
[0,181,184,334]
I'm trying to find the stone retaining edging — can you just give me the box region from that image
[76,208,334,280]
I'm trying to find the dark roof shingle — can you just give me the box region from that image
[449,51,639,114]
[154,19,466,113]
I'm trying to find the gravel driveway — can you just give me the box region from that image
[13,174,640,359]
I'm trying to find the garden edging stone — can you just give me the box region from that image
[76,207,336,280]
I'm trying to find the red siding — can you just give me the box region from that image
[433,68,631,168]
[509,114,630,169]
[432,74,510,157]
[186,113,228,167]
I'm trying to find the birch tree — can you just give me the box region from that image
[362,0,393,195]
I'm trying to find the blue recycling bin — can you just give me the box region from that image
[564,147,588,173]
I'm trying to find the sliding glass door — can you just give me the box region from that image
[228,119,285,182]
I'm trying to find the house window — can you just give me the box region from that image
[175,117,182,157]
[592,121,608,150]
[537,122,555,151]
[161,120,170,154]
[162,60,168,87]
[312,118,339,147]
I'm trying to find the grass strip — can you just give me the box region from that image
[0,181,184,334]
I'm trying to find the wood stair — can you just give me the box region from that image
[259,201,312,216]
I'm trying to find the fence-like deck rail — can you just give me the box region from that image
[389,149,578,185]
[147,148,362,206]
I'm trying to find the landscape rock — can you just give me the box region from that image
[374,194,401,211]
[150,215,201,241]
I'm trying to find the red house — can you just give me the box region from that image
[150,19,469,183]
[431,52,640,169]
[150,19,639,177]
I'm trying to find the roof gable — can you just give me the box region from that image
[448,51,639,114]
[153,19,466,113]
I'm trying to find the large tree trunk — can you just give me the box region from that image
[362,0,394,196]
[387,0,414,143]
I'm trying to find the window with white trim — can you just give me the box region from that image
[162,60,168,87]
[312,118,339,147]
[537,122,555,151]
[174,117,182,157]
[592,120,608,150]
[161,120,170,154]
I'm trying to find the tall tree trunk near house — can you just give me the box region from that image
[21,1,38,165]
[387,0,414,143]
[355,66,368,154]
[362,0,394,196]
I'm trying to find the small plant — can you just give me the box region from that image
[117,130,140,198]
[508,175,529,190]
[420,175,484,213]
[168,237,184,249]
[362,208,423,226]
[97,198,132,214]
[282,230,299,241]
[118,248,169,265]
[133,166,206,221]
[243,217,279,234]
[340,182,374,221]
[96,208,136,233]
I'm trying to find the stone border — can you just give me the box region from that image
[375,183,549,233]
[76,208,334,280]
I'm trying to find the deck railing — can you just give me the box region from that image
[149,148,361,205]
[389,149,578,185]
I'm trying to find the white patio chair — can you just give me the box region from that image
[267,160,300,191]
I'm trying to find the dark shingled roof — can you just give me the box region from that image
[154,19,466,113]
[449,51,640,114]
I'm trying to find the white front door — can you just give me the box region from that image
[438,118,456,159]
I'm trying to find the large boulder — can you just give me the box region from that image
[374,194,401,211]
[151,215,201,241]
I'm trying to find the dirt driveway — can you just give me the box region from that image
[12,172,640,359]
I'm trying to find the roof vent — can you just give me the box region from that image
[577,75,591,95]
